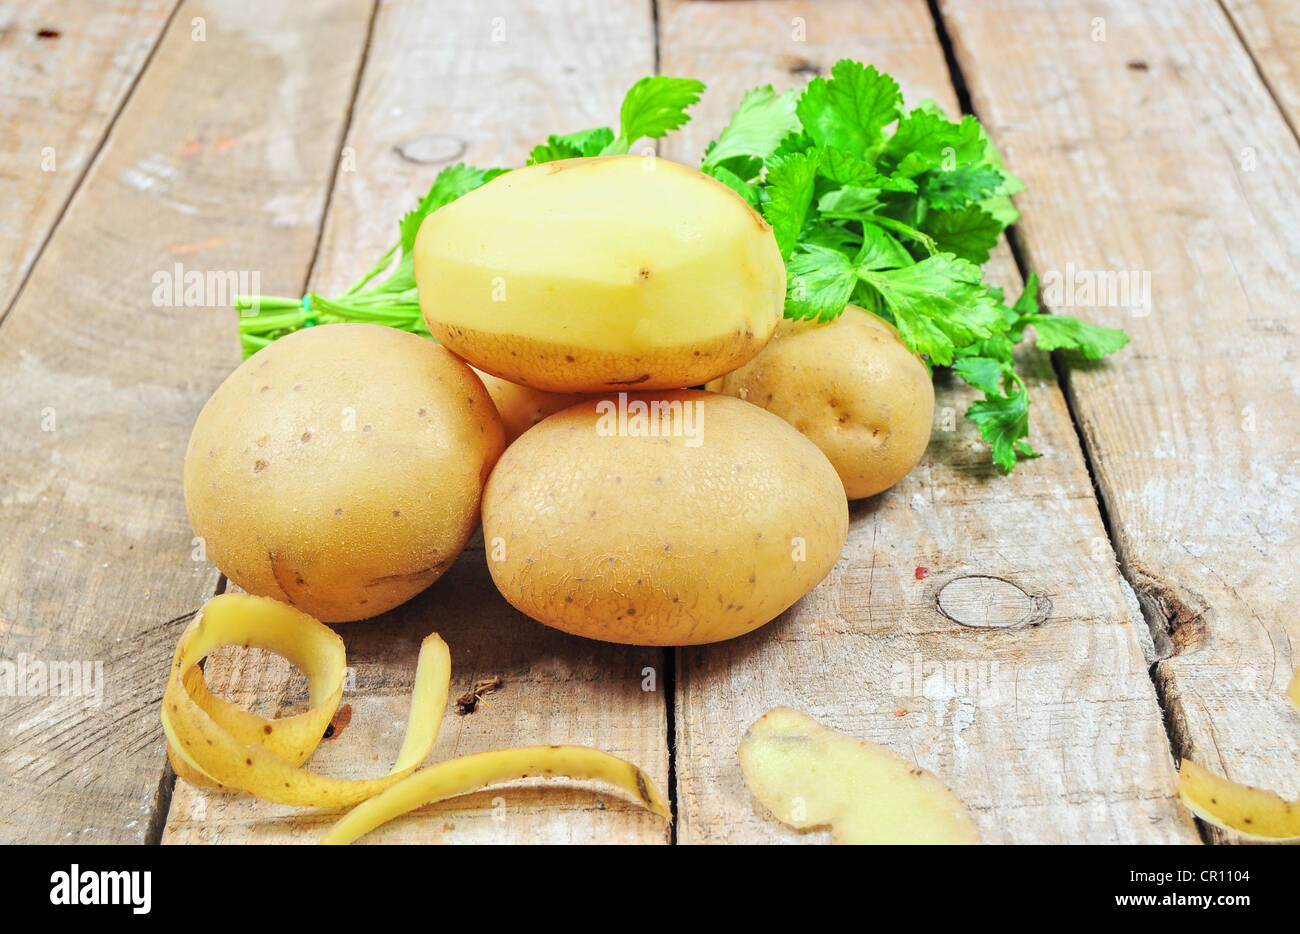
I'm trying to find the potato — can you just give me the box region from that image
[471,367,589,444]
[415,155,786,392]
[739,707,980,844]
[481,390,848,645]
[184,324,505,622]
[713,305,934,499]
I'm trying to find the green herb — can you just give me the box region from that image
[237,60,1128,471]
[699,59,1127,470]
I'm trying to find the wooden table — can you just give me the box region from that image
[1,0,1295,845]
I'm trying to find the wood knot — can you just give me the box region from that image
[393,134,466,165]
[935,575,1051,629]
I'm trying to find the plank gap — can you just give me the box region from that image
[926,0,1190,814]
[0,0,186,334]
[1215,0,1300,144]
[296,0,384,298]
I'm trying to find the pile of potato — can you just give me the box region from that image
[185,155,934,645]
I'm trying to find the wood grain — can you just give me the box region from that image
[0,0,374,844]
[1221,0,1300,132]
[939,0,1300,840]
[658,0,1198,844]
[162,0,670,845]
[0,0,178,323]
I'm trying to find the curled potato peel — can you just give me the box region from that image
[161,593,670,841]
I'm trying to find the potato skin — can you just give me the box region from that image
[416,156,786,392]
[184,324,505,622]
[714,306,934,499]
[481,391,848,645]
[471,367,589,445]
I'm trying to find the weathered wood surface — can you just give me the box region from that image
[658,0,1197,844]
[2,0,1288,845]
[162,0,671,844]
[1222,0,1300,132]
[939,0,1300,840]
[0,0,374,843]
[0,0,178,323]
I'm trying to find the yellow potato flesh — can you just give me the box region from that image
[715,305,934,499]
[738,706,980,844]
[1176,666,1300,841]
[161,593,670,842]
[183,323,505,622]
[481,391,849,645]
[416,156,786,392]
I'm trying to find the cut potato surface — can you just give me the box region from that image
[739,706,980,844]
[481,391,848,645]
[714,305,934,499]
[183,323,505,622]
[416,156,786,392]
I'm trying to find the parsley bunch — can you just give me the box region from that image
[237,62,1127,471]
[695,60,1127,470]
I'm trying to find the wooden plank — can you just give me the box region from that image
[0,0,374,844]
[938,0,1300,840]
[0,0,179,323]
[162,0,669,845]
[658,0,1198,844]
[1222,0,1300,133]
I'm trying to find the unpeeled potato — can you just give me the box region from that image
[481,390,848,645]
[713,305,934,499]
[183,324,505,622]
[472,367,589,444]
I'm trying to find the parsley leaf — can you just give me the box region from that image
[859,255,1004,365]
[967,378,1040,472]
[785,245,858,321]
[1020,314,1130,358]
[702,85,801,174]
[921,204,1003,264]
[796,60,902,153]
[608,76,706,153]
[762,152,820,258]
[528,127,615,164]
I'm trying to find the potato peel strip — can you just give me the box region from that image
[322,745,671,844]
[1175,665,1300,841]
[160,593,671,843]
[162,593,448,807]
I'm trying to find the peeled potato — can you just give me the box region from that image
[481,390,848,645]
[184,324,505,622]
[739,706,980,844]
[472,367,589,444]
[713,305,934,499]
[416,155,786,392]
